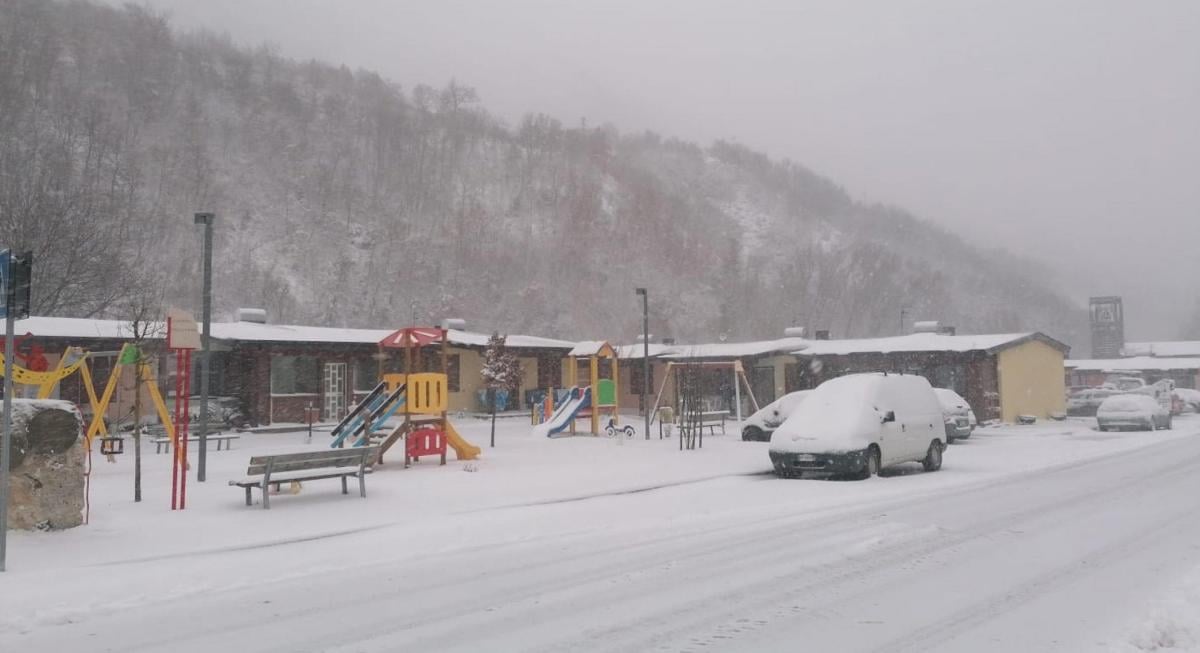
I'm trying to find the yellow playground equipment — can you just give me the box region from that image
[0,345,89,398]
[535,341,626,437]
[328,327,480,465]
[1,342,174,453]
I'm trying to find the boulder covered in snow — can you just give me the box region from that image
[3,398,85,530]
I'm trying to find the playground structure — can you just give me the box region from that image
[535,341,631,437]
[329,327,480,465]
[648,360,761,426]
[2,341,176,455]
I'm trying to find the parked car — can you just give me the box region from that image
[1174,387,1200,413]
[741,391,811,441]
[769,373,945,479]
[934,388,976,444]
[1096,393,1171,431]
[1067,387,1116,417]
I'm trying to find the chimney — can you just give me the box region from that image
[440,318,466,331]
[783,326,807,338]
[236,308,267,324]
[661,337,676,345]
[912,320,940,334]
[815,330,831,341]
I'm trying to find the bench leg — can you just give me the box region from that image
[341,476,348,495]
[245,486,252,506]
[262,485,270,510]
[358,473,367,498]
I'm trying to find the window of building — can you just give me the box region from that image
[353,359,379,392]
[628,360,654,395]
[447,354,460,392]
[270,355,320,394]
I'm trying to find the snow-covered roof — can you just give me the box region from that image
[615,343,680,359]
[1122,341,1200,358]
[569,341,616,357]
[660,337,810,359]
[14,316,142,340]
[446,329,575,350]
[1065,357,1200,372]
[15,316,576,350]
[792,332,1068,356]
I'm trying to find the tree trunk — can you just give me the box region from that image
[133,365,143,503]
[489,386,496,448]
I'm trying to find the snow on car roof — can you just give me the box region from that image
[1099,393,1158,410]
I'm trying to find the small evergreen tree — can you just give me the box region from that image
[482,333,521,448]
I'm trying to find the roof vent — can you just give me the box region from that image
[815,330,831,341]
[236,308,267,324]
[784,326,807,338]
[661,337,676,345]
[913,320,940,333]
[440,318,466,331]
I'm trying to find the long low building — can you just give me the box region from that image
[1065,357,1200,390]
[15,315,576,425]
[790,332,1071,423]
[616,330,1071,425]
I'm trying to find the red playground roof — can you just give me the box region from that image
[378,327,445,349]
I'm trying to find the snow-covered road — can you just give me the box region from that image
[4,420,1200,651]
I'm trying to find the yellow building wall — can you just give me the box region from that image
[997,340,1067,423]
[448,348,484,413]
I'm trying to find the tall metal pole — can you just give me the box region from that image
[194,213,214,482]
[1,310,13,571]
[637,288,649,440]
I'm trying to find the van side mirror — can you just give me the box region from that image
[882,411,896,424]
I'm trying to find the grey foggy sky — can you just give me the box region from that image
[136,0,1200,340]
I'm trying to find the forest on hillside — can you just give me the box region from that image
[0,0,1086,346]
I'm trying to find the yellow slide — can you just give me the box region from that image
[444,421,481,460]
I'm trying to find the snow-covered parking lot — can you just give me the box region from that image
[3,416,1200,652]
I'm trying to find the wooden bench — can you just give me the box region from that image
[154,433,239,454]
[679,410,729,435]
[229,447,379,509]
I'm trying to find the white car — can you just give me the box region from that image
[1174,387,1200,413]
[769,373,945,479]
[934,388,976,444]
[741,391,811,441]
[1096,393,1171,432]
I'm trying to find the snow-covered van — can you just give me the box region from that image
[768,373,946,479]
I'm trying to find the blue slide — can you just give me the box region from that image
[535,386,591,438]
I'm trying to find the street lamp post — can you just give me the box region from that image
[636,288,649,440]
[194,213,214,482]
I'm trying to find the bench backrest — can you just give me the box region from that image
[246,447,379,476]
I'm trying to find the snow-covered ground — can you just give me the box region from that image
[3,415,1200,651]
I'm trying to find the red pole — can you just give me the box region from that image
[171,347,180,510]
[180,349,191,510]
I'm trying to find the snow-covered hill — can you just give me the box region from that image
[0,0,1085,345]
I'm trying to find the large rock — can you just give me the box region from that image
[3,399,84,530]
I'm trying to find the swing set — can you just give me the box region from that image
[0,342,174,456]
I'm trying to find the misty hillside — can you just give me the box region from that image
[0,0,1085,346]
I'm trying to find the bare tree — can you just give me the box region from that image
[117,281,165,503]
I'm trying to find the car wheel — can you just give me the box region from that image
[857,446,881,480]
[946,433,956,445]
[742,426,764,442]
[922,441,943,472]
[1166,417,1173,430]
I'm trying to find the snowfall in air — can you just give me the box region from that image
[3,415,1200,652]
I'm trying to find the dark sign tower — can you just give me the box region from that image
[1089,296,1125,358]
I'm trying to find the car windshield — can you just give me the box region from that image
[5,3,1197,651]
